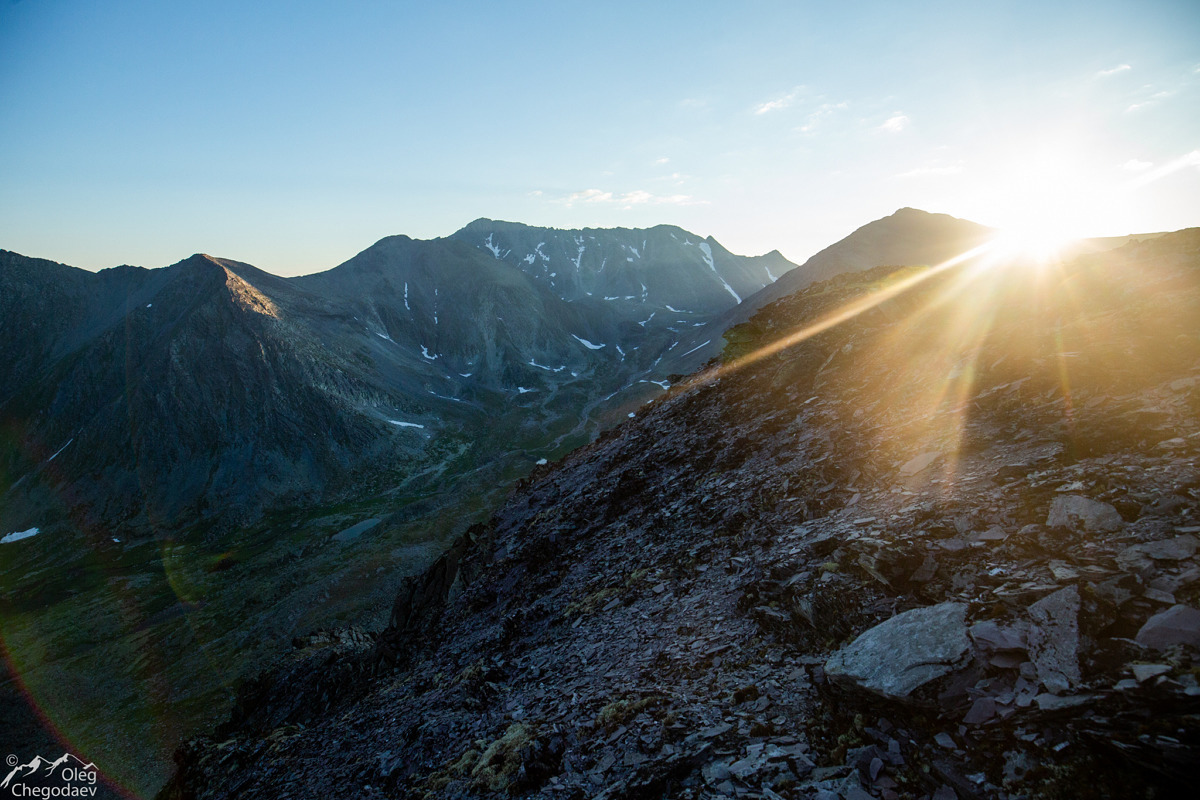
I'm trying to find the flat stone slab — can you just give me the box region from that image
[333,518,381,543]
[825,602,970,698]
[1028,585,1081,694]
[899,451,941,477]
[1046,495,1123,533]
[1135,604,1200,651]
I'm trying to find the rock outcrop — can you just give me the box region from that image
[163,229,1200,800]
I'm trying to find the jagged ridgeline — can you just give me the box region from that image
[164,230,1200,799]
[0,224,792,541]
[0,221,795,798]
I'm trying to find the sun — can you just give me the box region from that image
[988,223,1080,265]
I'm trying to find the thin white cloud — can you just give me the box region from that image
[654,157,670,165]
[561,189,703,208]
[1126,90,1173,113]
[1096,64,1131,78]
[1121,159,1153,172]
[796,101,848,134]
[880,113,910,133]
[1133,150,1200,186]
[894,163,962,179]
[755,88,801,115]
[566,189,614,204]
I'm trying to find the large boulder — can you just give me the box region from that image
[824,602,970,698]
[1046,495,1123,533]
[1027,586,1081,694]
[1135,604,1200,651]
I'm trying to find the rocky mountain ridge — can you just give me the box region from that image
[1,223,796,542]
[164,229,1200,799]
[1,218,802,798]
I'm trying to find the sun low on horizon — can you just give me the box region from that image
[0,1,1197,274]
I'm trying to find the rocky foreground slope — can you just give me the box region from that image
[164,230,1200,799]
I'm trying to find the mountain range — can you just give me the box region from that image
[163,226,1200,800]
[2,208,1181,799]
[0,221,793,543]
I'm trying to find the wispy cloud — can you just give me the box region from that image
[1121,159,1153,172]
[561,189,703,209]
[654,157,670,165]
[566,189,613,204]
[1126,90,1173,113]
[1133,150,1200,185]
[1096,64,1131,78]
[796,101,848,134]
[894,163,962,179]
[755,88,802,115]
[880,113,910,134]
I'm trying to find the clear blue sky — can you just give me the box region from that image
[2,0,1198,276]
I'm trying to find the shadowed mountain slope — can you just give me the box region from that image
[0,222,796,798]
[165,229,1200,799]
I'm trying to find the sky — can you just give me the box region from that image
[1,0,1198,276]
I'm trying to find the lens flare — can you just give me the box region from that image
[988,224,1079,265]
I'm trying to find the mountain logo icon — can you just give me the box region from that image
[1,753,98,792]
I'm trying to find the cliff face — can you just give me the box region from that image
[166,231,1200,800]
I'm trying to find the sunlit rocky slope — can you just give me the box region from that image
[166,229,1199,799]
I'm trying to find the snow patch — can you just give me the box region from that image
[572,245,585,271]
[536,458,548,465]
[765,264,777,282]
[529,359,567,372]
[420,345,438,360]
[145,303,153,308]
[2,528,40,544]
[638,312,656,327]
[47,439,73,462]
[459,372,473,378]
[517,387,536,394]
[699,241,742,303]
[388,419,425,429]
[483,233,502,259]
[571,334,606,350]
[523,253,536,264]
[681,340,711,357]
[404,282,410,310]
[376,332,395,343]
[665,304,686,313]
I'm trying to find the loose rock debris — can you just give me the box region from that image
[164,232,1200,799]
